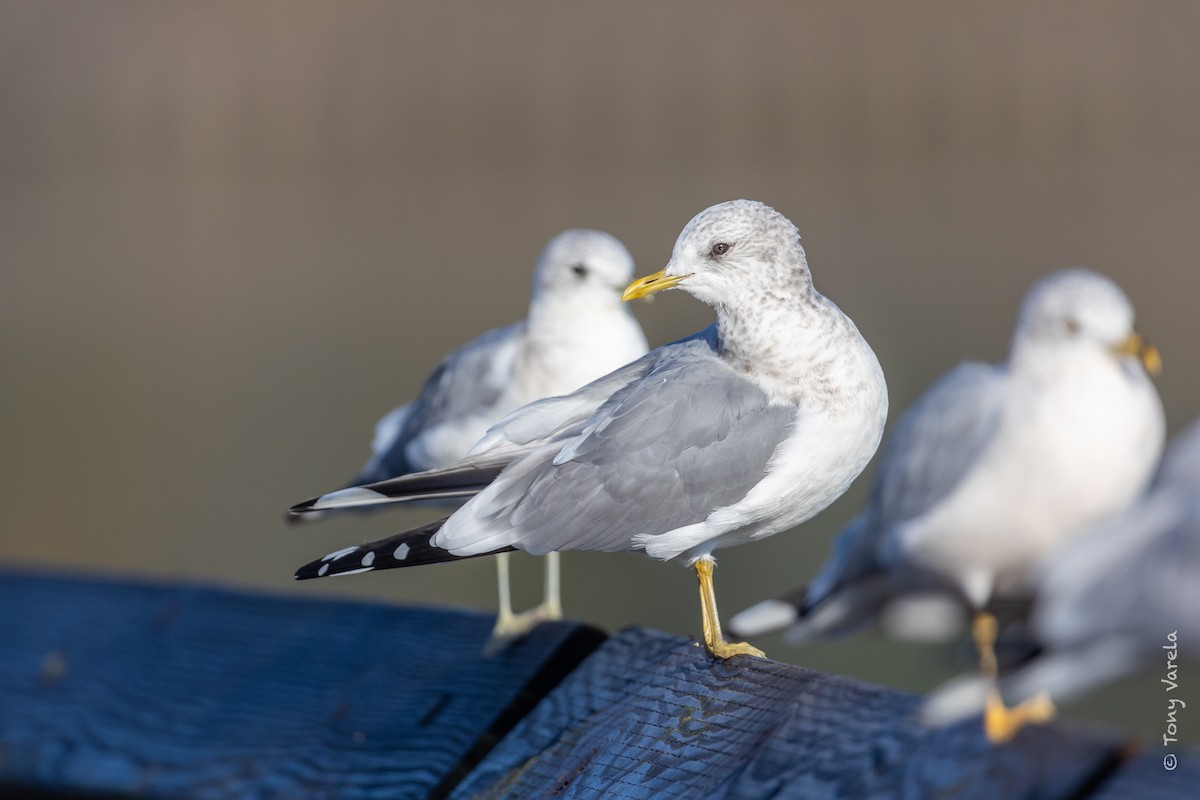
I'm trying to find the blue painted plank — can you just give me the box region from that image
[0,569,603,799]
[451,627,1126,800]
[0,570,1177,799]
[1091,749,1200,799]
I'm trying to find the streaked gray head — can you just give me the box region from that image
[532,229,636,303]
[663,200,812,308]
[1013,268,1137,352]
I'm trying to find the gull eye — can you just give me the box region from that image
[571,263,588,278]
[1063,318,1081,335]
[711,242,730,257]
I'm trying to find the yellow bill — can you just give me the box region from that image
[621,269,686,302]
[1114,331,1162,377]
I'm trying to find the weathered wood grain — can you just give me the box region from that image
[0,570,1186,799]
[0,569,603,799]
[450,627,1129,800]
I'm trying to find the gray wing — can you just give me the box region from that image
[294,328,709,517]
[990,486,1200,705]
[1036,486,1200,653]
[353,322,523,483]
[872,361,1006,526]
[443,332,796,556]
[465,343,665,459]
[803,511,878,612]
[804,362,1006,610]
[1151,417,1200,493]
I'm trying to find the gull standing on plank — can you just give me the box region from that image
[925,417,1200,722]
[291,199,889,659]
[729,268,1164,740]
[294,229,648,641]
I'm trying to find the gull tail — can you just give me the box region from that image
[284,507,332,526]
[728,577,895,642]
[783,577,898,643]
[287,461,506,521]
[728,586,808,638]
[295,516,516,580]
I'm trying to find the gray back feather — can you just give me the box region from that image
[872,361,1006,524]
[356,323,521,482]
[469,329,796,555]
[1152,417,1200,494]
[1098,493,1200,647]
[804,512,875,610]
[1038,430,1200,653]
[468,346,661,458]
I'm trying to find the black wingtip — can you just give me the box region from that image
[782,583,813,616]
[294,558,332,580]
[292,516,519,582]
[289,496,319,516]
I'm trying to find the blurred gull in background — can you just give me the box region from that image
[291,199,888,659]
[290,229,648,643]
[926,418,1200,726]
[730,268,1164,741]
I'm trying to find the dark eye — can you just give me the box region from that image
[1063,318,1081,335]
[571,263,588,278]
[711,242,730,257]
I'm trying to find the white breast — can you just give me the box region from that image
[893,352,1163,604]
[511,305,648,402]
[641,331,889,562]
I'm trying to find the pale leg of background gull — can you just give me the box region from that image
[541,551,563,619]
[487,552,563,653]
[493,552,517,633]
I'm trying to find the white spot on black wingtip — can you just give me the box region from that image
[323,545,360,562]
[318,563,330,577]
[361,551,375,567]
[394,543,410,560]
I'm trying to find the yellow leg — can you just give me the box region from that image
[695,558,765,660]
[972,611,1056,743]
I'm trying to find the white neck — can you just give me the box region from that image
[516,293,647,399]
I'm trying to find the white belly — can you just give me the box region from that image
[894,361,1163,603]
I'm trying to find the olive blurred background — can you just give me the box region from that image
[2,2,1197,741]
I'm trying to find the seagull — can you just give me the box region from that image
[923,419,1199,730]
[729,268,1164,739]
[290,199,889,659]
[292,229,648,642]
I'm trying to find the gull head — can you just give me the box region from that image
[532,229,636,306]
[622,200,812,307]
[1013,267,1161,376]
